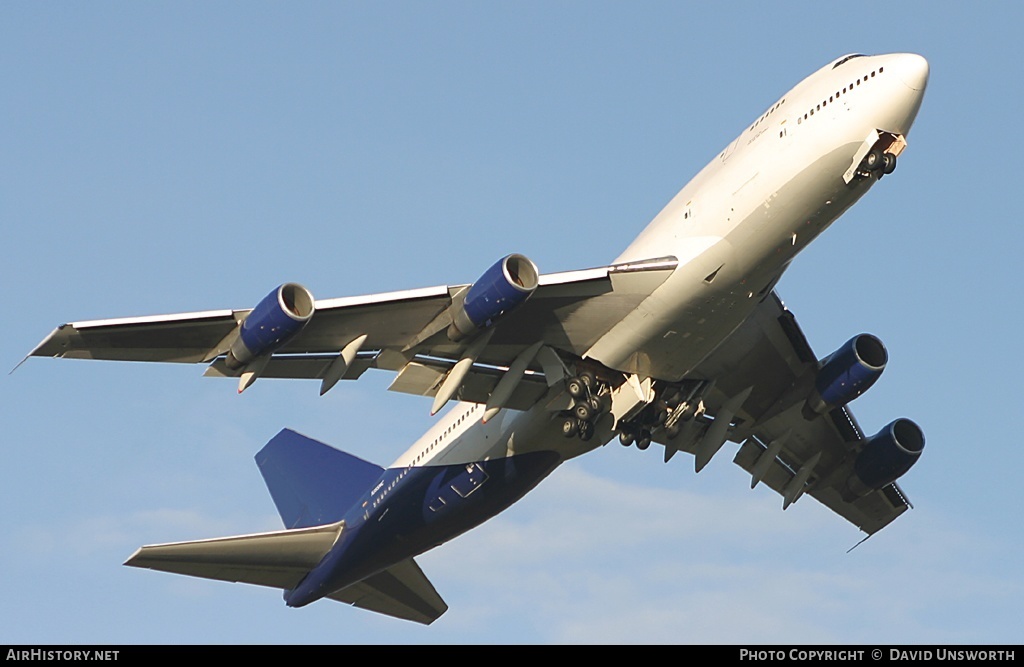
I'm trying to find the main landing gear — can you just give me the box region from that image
[615,382,706,453]
[561,372,610,442]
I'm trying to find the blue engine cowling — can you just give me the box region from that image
[805,334,888,417]
[226,283,316,369]
[847,418,925,496]
[448,254,539,340]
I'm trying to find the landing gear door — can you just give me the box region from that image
[844,129,880,184]
[844,130,907,184]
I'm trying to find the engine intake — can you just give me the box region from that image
[805,334,887,417]
[847,418,925,497]
[226,283,316,369]
[448,254,539,340]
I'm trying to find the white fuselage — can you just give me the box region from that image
[391,53,928,474]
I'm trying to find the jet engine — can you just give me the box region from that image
[805,334,887,417]
[846,418,925,497]
[448,254,539,340]
[225,283,316,369]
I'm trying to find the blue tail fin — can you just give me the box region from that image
[255,429,384,529]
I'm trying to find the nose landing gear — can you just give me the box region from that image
[859,149,897,178]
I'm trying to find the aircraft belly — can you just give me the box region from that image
[369,400,612,567]
[588,140,873,382]
[316,448,563,598]
[426,399,607,467]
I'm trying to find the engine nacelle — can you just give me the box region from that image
[448,254,539,341]
[805,334,887,417]
[847,418,925,497]
[226,283,316,369]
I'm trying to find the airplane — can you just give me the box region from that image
[27,52,929,624]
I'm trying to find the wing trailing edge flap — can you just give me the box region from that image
[203,354,374,382]
[387,357,550,411]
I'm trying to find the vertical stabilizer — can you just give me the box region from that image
[256,429,383,528]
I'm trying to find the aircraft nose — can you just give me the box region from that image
[895,53,929,92]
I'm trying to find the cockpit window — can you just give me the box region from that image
[833,54,867,69]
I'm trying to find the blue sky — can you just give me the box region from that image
[3,2,1022,644]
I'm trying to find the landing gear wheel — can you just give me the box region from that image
[562,418,579,438]
[882,152,897,175]
[567,377,586,399]
[588,395,603,415]
[578,420,595,442]
[579,372,595,390]
[619,430,635,447]
[862,148,883,171]
[636,430,652,451]
[664,423,681,440]
[574,402,594,422]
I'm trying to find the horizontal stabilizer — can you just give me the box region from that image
[124,521,343,590]
[328,558,448,625]
[126,522,447,624]
[256,429,384,529]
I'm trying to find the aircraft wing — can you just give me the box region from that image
[29,258,677,404]
[669,292,914,535]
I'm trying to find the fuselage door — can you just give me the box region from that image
[451,463,489,498]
